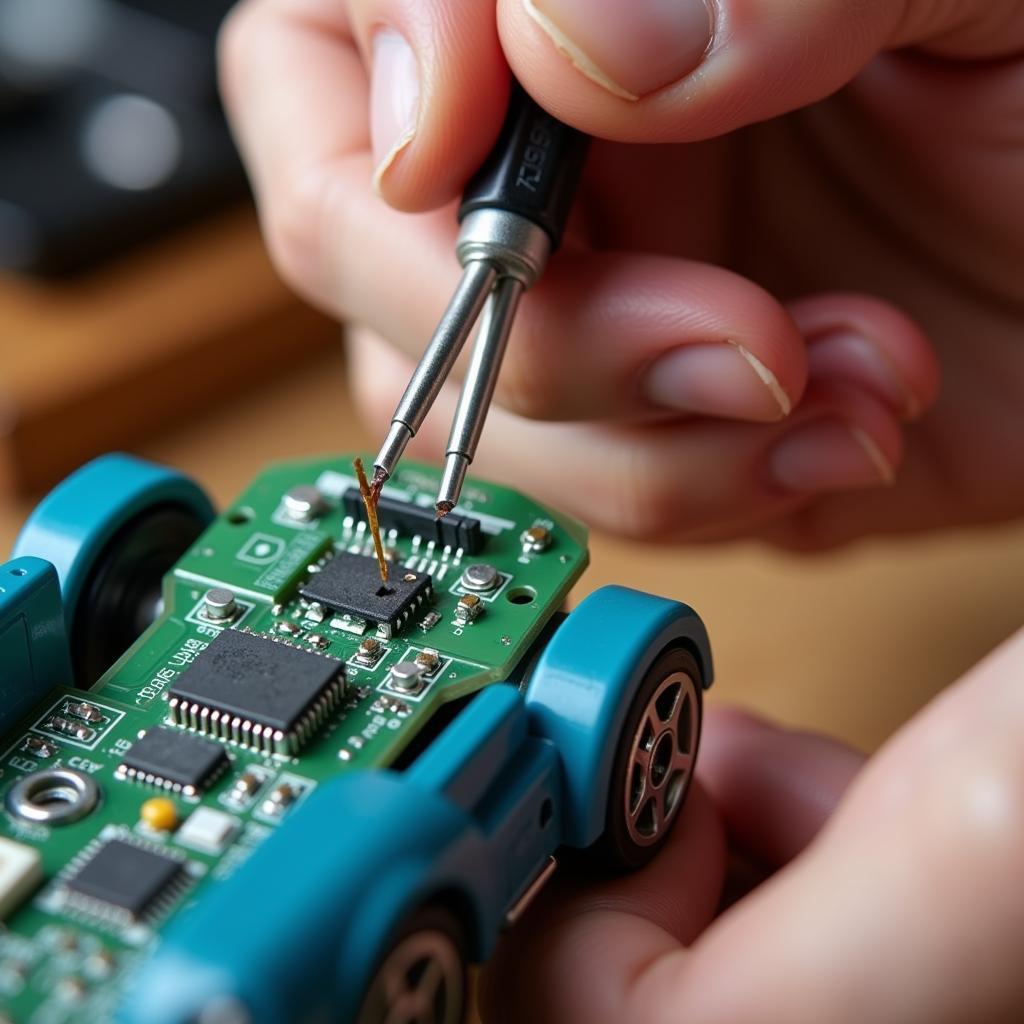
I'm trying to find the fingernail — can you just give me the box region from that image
[644,342,792,421]
[808,332,920,420]
[524,0,713,100]
[370,29,419,191]
[768,419,896,494]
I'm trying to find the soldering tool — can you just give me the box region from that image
[371,84,590,515]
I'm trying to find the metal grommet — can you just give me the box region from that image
[5,768,100,825]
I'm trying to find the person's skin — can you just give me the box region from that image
[218,0,1024,549]
[218,0,1024,1018]
[478,626,1024,1024]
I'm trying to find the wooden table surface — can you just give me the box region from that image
[2,343,1021,753]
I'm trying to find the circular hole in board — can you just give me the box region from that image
[506,587,536,606]
[227,508,254,526]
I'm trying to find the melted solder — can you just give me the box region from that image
[354,457,389,584]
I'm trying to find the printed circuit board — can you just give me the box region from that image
[0,455,588,1023]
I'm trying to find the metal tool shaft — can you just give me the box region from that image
[373,258,498,483]
[436,276,524,515]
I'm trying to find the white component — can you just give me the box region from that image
[175,807,239,855]
[0,836,42,919]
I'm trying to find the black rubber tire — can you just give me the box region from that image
[72,503,206,685]
[590,646,704,871]
[356,902,470,1024]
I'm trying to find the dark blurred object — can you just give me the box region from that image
[0,0,246,275]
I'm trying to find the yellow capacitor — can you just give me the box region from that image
[140,798,178,832]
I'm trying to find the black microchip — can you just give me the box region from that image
[65,839,183,922]
[117,727,228,796]
[342,487,484,554]
[299,551,433,637]
[167,628,345,755]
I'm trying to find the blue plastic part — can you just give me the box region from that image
[0,557,72,733]
[12,453,214,629]
[524,584,713,850]
[120,686,564,1024]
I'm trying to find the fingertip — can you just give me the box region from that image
[765,384,905,497]
[791,294,941,422]
[700,703,864,867]
[364,0,510,210]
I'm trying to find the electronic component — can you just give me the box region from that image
[342,487,484,555]
[22,736,56,758]
[371,694,411,715]
[62,839,185,925]
[0,837,43,920]
[354,636,384,667]
[420,611,442,632]
[202,588,238,623]
[43,716,95,742]
[387,661,426,696]
[167,628,345,755]
[176,807,239,855]
[57,976,88,1002]
[66,701,104,723]
[140,798,179,832]
[261,782,299,819]
[414,649,441,675]
[117,727,229,796]
[227,768,267,806]
[300,552,433,638]
[461,564,500,592]
[521,525,552,553]
[303,601,326,623]
[282,484,327,522]
[455,593,484,624]
[306,633,329,650]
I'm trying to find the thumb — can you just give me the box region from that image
[498,0,1024,140]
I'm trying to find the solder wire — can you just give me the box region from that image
[353,457,389,584]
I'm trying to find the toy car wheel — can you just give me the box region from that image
[594,646,704,870]
[12,454,214,684]
[357,903,469,1024]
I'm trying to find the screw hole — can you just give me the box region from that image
[227,508,253,525]
[10,568,27,577]
[506,586,536,606]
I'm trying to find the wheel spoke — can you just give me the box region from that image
[416,957,446,1007]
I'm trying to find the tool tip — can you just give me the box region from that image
[435,501,454,520]
[369,467,388,503]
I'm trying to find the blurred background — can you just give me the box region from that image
[1,0,1022,755]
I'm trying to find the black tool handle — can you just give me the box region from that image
[458,83,589,250]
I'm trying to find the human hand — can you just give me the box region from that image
[477,625,1024,1024]
[220,0,1024,547]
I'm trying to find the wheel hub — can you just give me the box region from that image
[361,929,463,1024]
[625,670,699,847]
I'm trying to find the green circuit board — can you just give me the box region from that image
[0,455,588,1023]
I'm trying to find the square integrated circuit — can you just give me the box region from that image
[167,628,345,755]
[116,727,228,796]
[300,551,432,637]
[63,839,185,925]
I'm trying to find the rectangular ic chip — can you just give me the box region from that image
[167,628,345,755]
[342,487,484,554]
[116,727,228,796]
[299,551,432,638]
[64,839,184,924]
